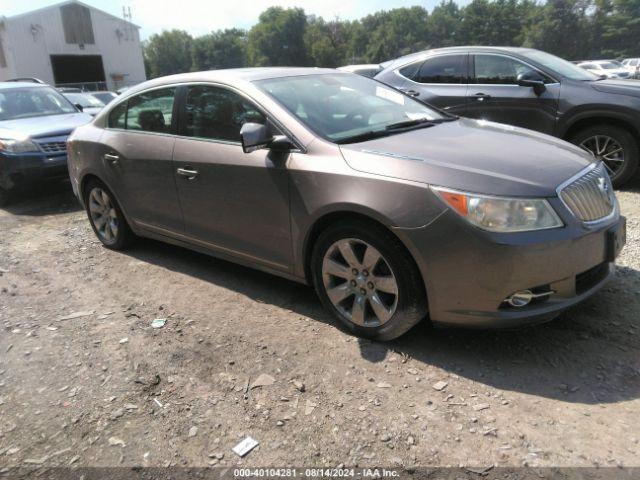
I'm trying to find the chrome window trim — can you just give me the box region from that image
[555,162,618,228]
[394,51,560,87]
[103,81,307,153]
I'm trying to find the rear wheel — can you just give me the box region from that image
[570,125,639,187]
[311,220,427,341]
[84,179,134,250]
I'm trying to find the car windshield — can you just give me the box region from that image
[64,93,105,108]
[521,50,599,81]
[255,73,446,143]
[597,61,622,69]
[0,86,77,121]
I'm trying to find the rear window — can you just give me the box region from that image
[400,55,467,84]
[108,87,176,133]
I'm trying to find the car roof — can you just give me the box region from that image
[0,81,50,90]
[123,67,339,97]
[381,46,540,70]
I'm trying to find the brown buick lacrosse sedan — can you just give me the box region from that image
[67,68,625,340]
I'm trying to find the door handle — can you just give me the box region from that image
[177,167,199,180]
[472,93,491,102]
[104,153,120,165]
[399,88,420,97]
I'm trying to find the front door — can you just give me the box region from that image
[172,84,292,271]
[466,54,559,135]
[99,87,183,232]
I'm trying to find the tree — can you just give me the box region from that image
[597,0,640,57]
[143,30,193,78]
[523,0,590,60]
[248,7,308,66]
[192,29,248,71]
[305,16,351,67]
[428,1,463,48]
[356,7,430,63]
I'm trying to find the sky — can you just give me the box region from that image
[0,0,466,39]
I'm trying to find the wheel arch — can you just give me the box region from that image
[301,210,426,296]
[562,113,640,142]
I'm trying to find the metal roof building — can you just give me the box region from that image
[0,1,146,91]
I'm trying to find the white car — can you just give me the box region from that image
[621,58,640,79]
[577,60,632,79]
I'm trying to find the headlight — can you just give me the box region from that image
[432,186,563,232]
[0,137,39,154]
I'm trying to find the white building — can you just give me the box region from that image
[0,1,146,91]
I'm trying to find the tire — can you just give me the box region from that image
[570,124,639,188]
[0,187,10,207]
[83,179,134,250]
[311,219,428,341]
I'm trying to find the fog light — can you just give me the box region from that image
[504,289,555,307]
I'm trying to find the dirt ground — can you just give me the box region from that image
[0,178,639,476]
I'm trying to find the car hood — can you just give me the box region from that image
[0,112,93,140]
[591,79,640,97]
[339,118,593,197]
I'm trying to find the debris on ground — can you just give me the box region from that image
[232,437,259,457]
[151,318,166,329]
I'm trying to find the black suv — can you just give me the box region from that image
[375,46,640,186]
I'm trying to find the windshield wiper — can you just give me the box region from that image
[385,118,435,130]
[336,118,443,145]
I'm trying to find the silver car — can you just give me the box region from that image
[67,68,626,340]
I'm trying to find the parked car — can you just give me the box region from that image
[0,81,92,205]
[621,58,640,79]
[375,47,640,186]
[62,92,106,116]
[337,64,383,78]
[577,60,632,79]
[89,91,118,104]
[67,69,625,340]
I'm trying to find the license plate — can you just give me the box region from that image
[606,216,626,262]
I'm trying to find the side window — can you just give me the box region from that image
[398,61,421,81]
[125,88,176,133]
[413,55,467,84]
[108,102,127,129]
[474,55,540,85]
[183,85,266,142]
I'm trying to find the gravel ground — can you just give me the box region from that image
[0,179,639,475]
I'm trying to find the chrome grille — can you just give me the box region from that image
[560,163,615,222]
[38,141,67,153]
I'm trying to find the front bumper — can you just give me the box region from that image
[0,152,69,190]
[394,209,624,328]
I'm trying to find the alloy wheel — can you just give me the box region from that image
[322,238,399,327]
[88,187,119,242]
[579,135,625,178]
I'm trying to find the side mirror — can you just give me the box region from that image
[75,103,84,112]
[517,74,546,95]
[240,123,272,153]
[269,135,295,152]
[240,123,294,154]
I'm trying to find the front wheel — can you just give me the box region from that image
[571,125,639,187]
[311,220,427,341]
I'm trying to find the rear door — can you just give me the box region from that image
[393,53,469,115]
[172,84,292,271]
[466,53,559,134]
[99,87,183,232]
